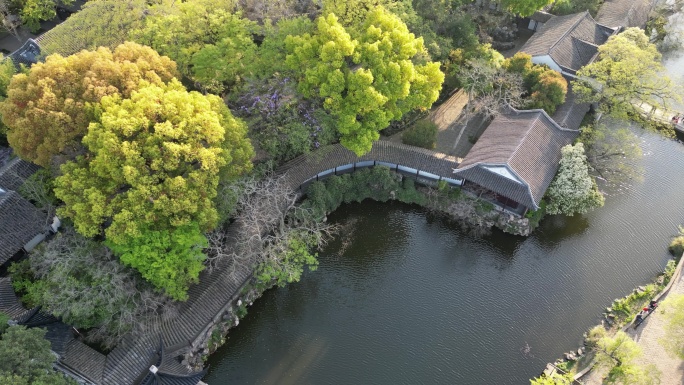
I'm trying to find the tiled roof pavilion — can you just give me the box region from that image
[454,109,580,211]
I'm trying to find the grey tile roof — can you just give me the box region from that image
[0,155,40,191]
[0,190,46,264]
[7,39,41,67]
[552,81,591,131]
[530,11,554,23]
[61,340,107,384]
[597,0,652,29]
[102,334,159,385]
[520,11,616,72]
[454,109,579,209]
[0,277,29,319]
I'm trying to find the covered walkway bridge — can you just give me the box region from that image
[277,141,462,193]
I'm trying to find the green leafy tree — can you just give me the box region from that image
[503,52,567,114]
[321,0,391,26]
[54,79,253,244]
[660,294,684,359]
[285,10,444,155]
[499,0,554,16]
[256,231,319,288]
[588,326,661,385]
[551,0,603,16]
[574,28,680,123]
[1,42,178,167]
[402,119,438,149]
[253,16,314,79]
[131,1,256,93]
[546,143,605,216]
[529,371,575,385]
[0,326,76,384]
[107,223,208,301]
[18,0,74,33]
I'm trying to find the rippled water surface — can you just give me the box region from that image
[204,132,684,384]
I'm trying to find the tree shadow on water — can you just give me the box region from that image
[533,214,590,250]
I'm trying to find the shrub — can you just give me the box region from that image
[402,120,438,149]
[303,166,427,218]
[525,201,547,229]
[669,227,684,257]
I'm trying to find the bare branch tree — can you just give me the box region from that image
[206,174,338,283]
[28,228,177,348]
[452,60,525,152]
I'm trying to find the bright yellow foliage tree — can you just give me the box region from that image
[285,9,444,155]
[54,79,254,245]
[1,42,178,167]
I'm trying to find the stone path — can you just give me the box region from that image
[581,271,684,384]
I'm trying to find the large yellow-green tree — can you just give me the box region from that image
[573,28,679,122]
[131,0,256,93]
[0,42,178,167]
[285,9,444,155]
[54,79,253,299]
[54,79,253,242]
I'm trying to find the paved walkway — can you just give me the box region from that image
[582,271,684,384]
[627,271,684,384]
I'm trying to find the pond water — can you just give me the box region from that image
[203,131,684,384]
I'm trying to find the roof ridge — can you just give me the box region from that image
[511,108,578,132]
[548,11,590,54]
[571,35,600,48]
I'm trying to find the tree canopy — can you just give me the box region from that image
[0,326,76,385]
[54,79,253,243]
[1,42,178,167]
[503,52,567,114]
[107,223,208,301]
[54,79,252,299]
[574,28,680,123]
[285,9,444,155]
[546,143,605,216]
[500,0,555,16]
[588,326,661,385]
[0,0,74,34]
[131,1,256,93]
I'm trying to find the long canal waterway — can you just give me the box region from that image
[204,131,684,384]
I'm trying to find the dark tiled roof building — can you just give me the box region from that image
[519,11,617,77]
[596,0,652,30]
[454,109,580,212]
[0,190,45,265]
[551,81,591,131]
[0,150,45,265]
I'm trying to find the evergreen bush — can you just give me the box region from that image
[402,120,438,149]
